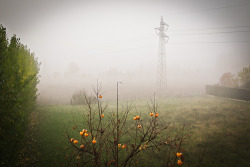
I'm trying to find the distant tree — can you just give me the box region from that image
[219,72,238,87]
[238,65,250,89]
[70,89,90,105]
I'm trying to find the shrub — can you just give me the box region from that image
[70,89,90,105]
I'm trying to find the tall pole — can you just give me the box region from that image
[116,82,122,167]
[155,16,169,97]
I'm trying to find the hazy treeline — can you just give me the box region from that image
[0,25,40,166]
[219,66,250,89]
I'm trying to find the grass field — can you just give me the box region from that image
[18,96,250,167]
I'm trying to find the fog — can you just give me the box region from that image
[1,0,250,104]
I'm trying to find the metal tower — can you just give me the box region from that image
[155,16,169,97]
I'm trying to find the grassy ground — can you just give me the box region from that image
[158,97,250,167]
[19,96,250,166]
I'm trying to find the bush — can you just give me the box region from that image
[70,90,89,105]
[0,25,40,166]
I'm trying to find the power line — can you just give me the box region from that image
[120,28,250,42]
[80,24,250,53]
[164,2,250,16]
[135,26,250,39]
[169,30,250,36]
[169,40,250,44]
[168,25,250,32]
[89,26,250,47]
[83,39,250,56]
[101,26,250,44]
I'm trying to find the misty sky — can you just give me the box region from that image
[1,0,250,100]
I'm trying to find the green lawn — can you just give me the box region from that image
[20,96,250,166]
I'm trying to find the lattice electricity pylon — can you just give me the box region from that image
[155,16,169,97]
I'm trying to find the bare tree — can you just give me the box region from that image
[63,84,191,167]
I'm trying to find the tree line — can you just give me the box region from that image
[220,66,250,89]
[0,25,40,166]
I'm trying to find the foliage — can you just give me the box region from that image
[238,65,250,89]
[219,66,250,89]
[0,25,40,166]
[64,85,190,167]
[219,72,238,87]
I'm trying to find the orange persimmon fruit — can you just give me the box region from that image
[155,113,159,117]
[92,138,97,144]
[73,140,78,144]
[99,95,102,98]
[177,160,183,165]
[177,152,182,157]
[101,114,104,117]
[150,113,154,116]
